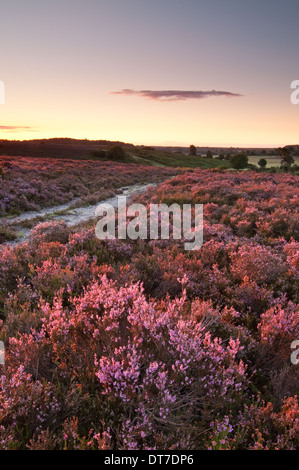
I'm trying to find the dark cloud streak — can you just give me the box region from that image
[111,89,243,101]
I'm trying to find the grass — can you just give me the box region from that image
[90,149,230,169]
[248,155,299,168]
[130,149,231,169]
[89,149,299,171]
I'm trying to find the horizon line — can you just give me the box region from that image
[0,135,291,149]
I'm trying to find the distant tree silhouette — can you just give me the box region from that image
[206,150,213,159]
[107,145,127,161]
[230,152,248,169]
[278,147,294,170]
[189,145,197,156]
[258,158,267,169]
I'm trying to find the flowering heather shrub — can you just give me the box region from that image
[209,396,299,450]
[284,240,299,276]
[0,276,248,449]
[29,221,71,246]
[0,365,60,445]
[0,168,298,449]
[229,243,286,285]
[0,156,180,217]
[0,246,25,300]
[259,302,299,359]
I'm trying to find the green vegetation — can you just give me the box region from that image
[258,158,267,168]
[89,145,137,163]
[189,144,197,156]
[2,138,298,173]
[90,146,230,169]
[132,148,230,169]
[248,155,280,168]
[107,145,127,161]
[278,147,295,171]
[230,152,248,169]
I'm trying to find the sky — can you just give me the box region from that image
[0,0,299,147]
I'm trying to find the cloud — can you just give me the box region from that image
[0,125,37,132]
[111,89,243,101]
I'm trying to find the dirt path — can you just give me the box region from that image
[2,182,156,246]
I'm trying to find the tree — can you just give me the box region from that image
[107,145,127,161]
[258,158,267,169]
[291,163,299,174]
[206,150,213,159]
[230,152,248,169]
[218,153,225,160]
[189,145,197,156]
[278,147,294,170]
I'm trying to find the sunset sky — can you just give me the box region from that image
[1,0,299,147]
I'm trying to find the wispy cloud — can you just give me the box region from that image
[111,89,243,101]
[0,125,37,132]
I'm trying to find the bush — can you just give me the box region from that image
[29,221,71,245]
[230,153,248,169]
[189,145,196,156]
[258,158,267,168]
[107,145,127,161]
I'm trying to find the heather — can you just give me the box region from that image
[0,156,179,217]
[0,168,298,449]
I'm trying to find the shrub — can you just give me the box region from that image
[230,153,248,169]
[107,145,127,161]
[258,158,267,168]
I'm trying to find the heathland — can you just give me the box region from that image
[0,141,298,450]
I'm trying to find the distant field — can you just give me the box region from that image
[248,155,299,168]
[136,151,299,170]
[131,149,230,169]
